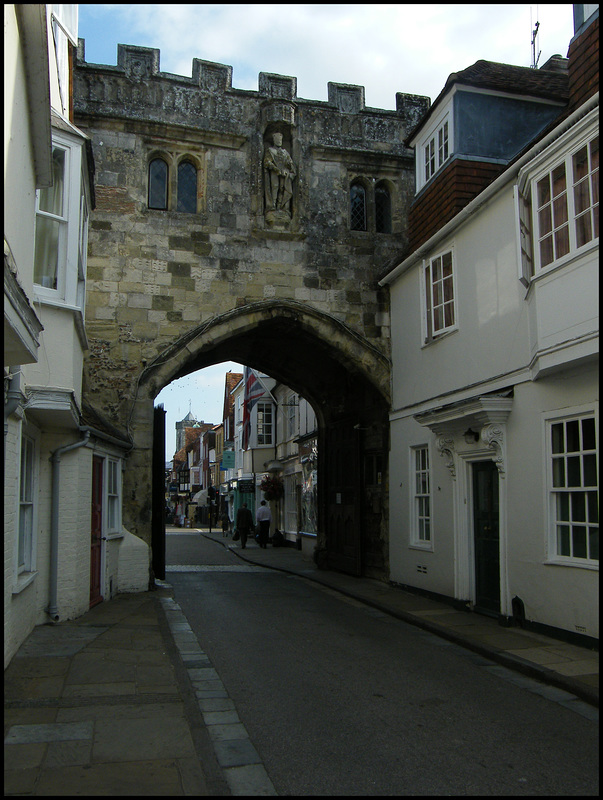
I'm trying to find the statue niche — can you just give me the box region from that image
[263,132,296,227]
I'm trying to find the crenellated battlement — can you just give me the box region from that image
[76,40,429,136]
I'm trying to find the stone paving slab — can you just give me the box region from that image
[4,593,225,796]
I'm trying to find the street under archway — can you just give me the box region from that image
[128,301,390,578]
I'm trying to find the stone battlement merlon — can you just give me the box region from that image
[76,39,430,122]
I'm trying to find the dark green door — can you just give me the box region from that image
[472,461,500,614]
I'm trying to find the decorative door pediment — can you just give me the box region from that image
[414,394,513,477]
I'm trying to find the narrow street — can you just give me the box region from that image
[166,530,598,796]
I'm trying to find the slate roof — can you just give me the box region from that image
[408,59,569,144]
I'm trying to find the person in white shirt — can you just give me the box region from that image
[256,500,272,548]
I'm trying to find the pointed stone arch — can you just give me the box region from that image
[124,300,391,579]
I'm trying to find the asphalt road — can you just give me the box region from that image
[166,531,599,796]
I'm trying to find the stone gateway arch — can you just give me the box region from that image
[74,42,429,579]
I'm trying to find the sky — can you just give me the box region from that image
[76,4,577,456]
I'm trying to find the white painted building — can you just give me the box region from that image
[4,5,145,668]
[380,6,599,643]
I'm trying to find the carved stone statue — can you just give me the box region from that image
[263,133,296,223]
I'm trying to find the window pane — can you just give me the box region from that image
[590,136,599,169]
[551,423,564,454]
[177,161,197,213]
[553,195,568,226]
[444,302,455,327]
[587,491,599,523]
[572,526,587,558]
[539,234,554,267]
[571,492,586,522]
[39,148,65,216]
[588,528,599,560]
[433,307,443,331]
[554,225,570,258]
[583,454,597,486]
[34,216,60,288]
[557,525,570,555]
[574,176,591,214]
[538,205,552,235]
[350,183,366,231]
[148,159,168,209]
[572,145,589,181]
[566,420,580,451]
[567,456,581,487]
[552,164,566,196]
[552,457,565,487]
[575,212,593,247]
[556,493,570,521]
[375,183,391,233]
[537,176,550,207]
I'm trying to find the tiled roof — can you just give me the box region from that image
[443,59,569,102]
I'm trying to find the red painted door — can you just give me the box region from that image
[90,455,103,607]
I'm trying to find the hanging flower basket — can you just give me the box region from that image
[260,474,284,501]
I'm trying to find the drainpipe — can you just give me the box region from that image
[4,369,23,442]
[47,430,90,621]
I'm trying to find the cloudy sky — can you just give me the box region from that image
[77,4,576,455]
[78,4,575,108]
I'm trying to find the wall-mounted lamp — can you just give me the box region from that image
[463,428,480,444]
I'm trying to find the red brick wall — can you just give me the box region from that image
[567,15,599,112]
[407,159,506,253]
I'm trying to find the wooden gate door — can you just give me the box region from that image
[472,460,500,614]
[152,405,166,581]
[325,420,362,575]
[90,455,103,607]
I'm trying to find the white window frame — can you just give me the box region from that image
[255,402,274,447]
[286,395,298,439]
[34,130,90,311]
[423,118,449,184]
[421,247,457,344]
[516,112,598,280]
[544,406,599,569]
[410,445,433,550]
[105,458,122,537]
[415,102,453,192]
[17,433,37,575]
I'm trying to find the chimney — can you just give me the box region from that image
[539,54,569,72]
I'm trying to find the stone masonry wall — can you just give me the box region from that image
[74,42,430,434]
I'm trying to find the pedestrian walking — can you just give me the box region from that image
[235,503,253,549]
[256,500,272,548]
[221,509,230,537]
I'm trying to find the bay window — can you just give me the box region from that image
[34,131,90,309]
[517,125,598,276]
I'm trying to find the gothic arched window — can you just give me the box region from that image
[350,182,367,231]
[148,158,168,210]
[375,182,392,233]
[177,160,197,213]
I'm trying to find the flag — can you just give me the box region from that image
[242,367,265,450]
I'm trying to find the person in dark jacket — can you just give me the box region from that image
[235,503,253,549]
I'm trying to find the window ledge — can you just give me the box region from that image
[530,238,598,285]
[12,571,38,595]
[409,543,434,552]
[421,327,459,349]
[544,559,598,571]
